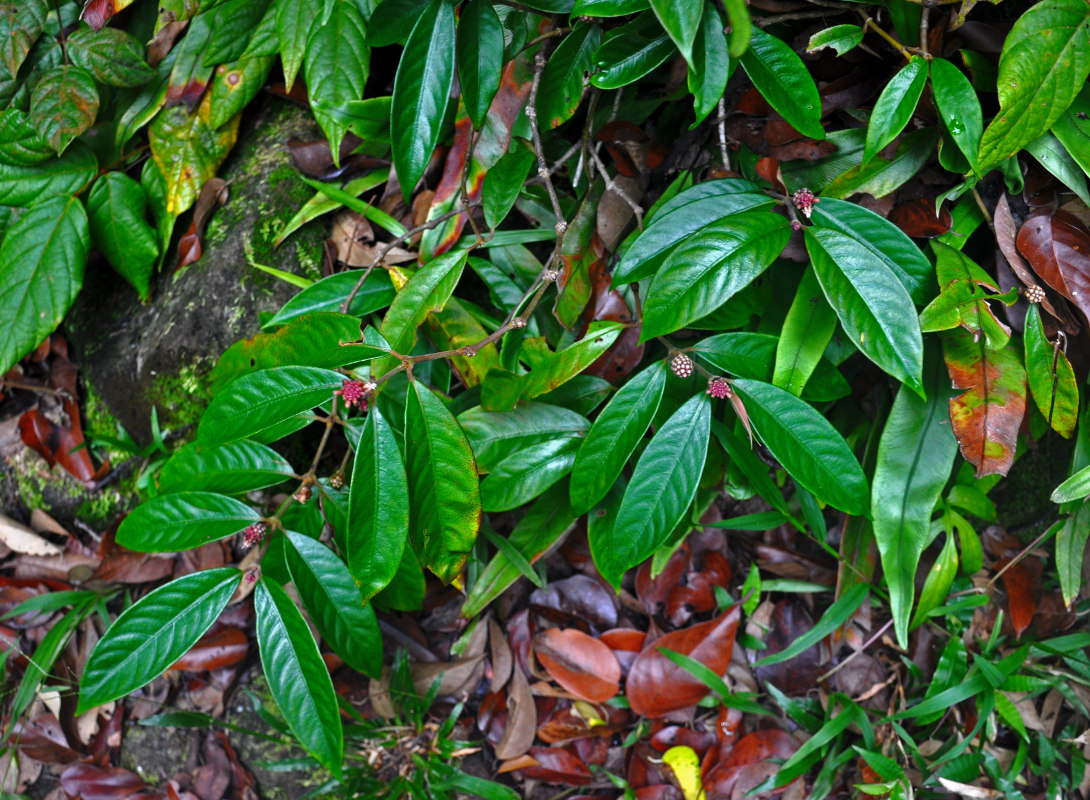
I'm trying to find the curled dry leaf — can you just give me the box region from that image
[489,617,513,692]
[534,627,621,703]
[494,658,536,760]
[0,514,63,556]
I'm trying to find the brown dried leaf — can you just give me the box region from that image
[494,660,536,760]
[1017,210,1090,327]
[170,627,249,672]
[888,198,952,238]
[534,628,621,703]
[519,746,594,785]
[489,617,513,692]
[997,556,1040,637]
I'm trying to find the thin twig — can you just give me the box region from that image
[589,146,644,230]
[986,526,1055,591]
[717,97,730,171]
[459,128,486,244]
[817,617,894,683]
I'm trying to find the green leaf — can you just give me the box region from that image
[570,362,666,513]
[640,210,790,341]
[687,3,729,125]
[77,569,241,713]
[165,11,214,111]
[305,0,369,160]
[872,355,958,647]
[28,65,99,155]
[573,0,650,15]
[0,195,88,375]
[773,267,837,397]
[457,0,503,129]
[276,0,310,90]
[204,0,271,65]
[977,0,1090,174]
[405,381,482,583]
[1052,83,1090,178]
[0,140,97,206]
[807,24,863,57]
[459,402,590,472]
[263,270,396,330]
[740,27,823,140]
[207,53,276,131]
[255,578,343,777]
[864,57,927,163]
[13,597,93,727]
[520,321,624,399]
[277,170,390,246]
[1052,463,1090,503]
[198,366,345,447]
[86,172,158,301]
[805,226,924,393]
[348,406,410,601]
[1056,500,1090,607]
[1025,131,1090,209]
[650,0,702,64]
[158,441,294,495]
[117,492,259,552]
[730,378,868,515]
[483,144,536,230]
[68,25,154,87]
[368,0,429,46]
[481,437,580,512]
[285,531,382,677]
[0,1,46,77]
[590,11,674,91]
[391,0,454,196]
[823,127,938,201]
[0,108,53,165]
[911,527,958,629]
[595,394,711,588]
[379,250,468,359]
[537,22,600,129]
[754,583,868,666]
[929,57,983,174]
[149,102,239,215]
[1024,303,1078,438]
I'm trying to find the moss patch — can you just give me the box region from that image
[144,358,214,436]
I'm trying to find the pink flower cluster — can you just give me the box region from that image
[241,521,267,550]
[335,379,376,411]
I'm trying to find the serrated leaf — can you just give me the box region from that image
[205,0,271,66]
[0,195,88,375]
[263,270,396,330]
[149,98,240,215]
[459,402,590,472]
[28,65,99,154]
[481,437,580,512]
[348,406,410,600]
[590,11,674,91]
[276,0,308,90]
[0,1,47,78]
[392,0,454,196]
[570,362,665,513]
[977,0,1090,174]
[198,366,345,447]
[641,210,790,341]
[730,378,868,515]
[650,0,701,64]
[807,24,863,56]
[740,27,823,140]
[0,140,96,206]
[405,381,481,582]
[595,394,710,588]
[158,441,294,495]
[1023,303,1078,438]
[285,531,382,677]
[872,354,958,647]
[457,0,503,129]
[805,226,924,393]
[68,25,154,87]
[306,0,369,160]
[0,108,53,165]
[930,57,983,173]
[116,492,259,552]
[255,578,343,777]
[86,172,158,301]
[864,57,927,163]
[537,22,600,129]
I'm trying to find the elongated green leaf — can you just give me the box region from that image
[872,354,957,647]
[805,226,924,393]
[537,22,600,129]
[823,127,938,201]
[0,195,88,375]
[754,584,868,666]
[86,172,158,301]
[369,0,429,46]
[263,270,396,330]
[650,0,701,64]
[591,11,674,90]
[459,402,589,472]
[1052,83,1090,178]
[348,406,410,600]
[740,27,823,140]
[199,366,345,447]
[68,26,154,88]
[570,362,666,513]
[255,578,343,777]
[1024,304,1078,438]
[483,145,536,230]
[731,379,868,515]
[392,0,454,196]
[481,437,580,512]
[117,492,259,552]
[521,321,624,399]
[158,441,294,495]
[0,1,46,78]
[204,0,271,65]
[306,0,369,160]
[77,569,241,713]
[276,0,309,90]
[864,57,927,163]
[285,531,382,678]
[911,527,958,629]
[1056,500,1090,607]
[693,332,849,402]
[595,394,711,588]
[807,24,863,57]
[1026,131,1090,208]
[641,210,789,341]
[405,381,482,583]
[1053,464,1090,504]
[773,267,837,397]
[276,171,390,246]
[930,57,983,174]
[13,598,93,728]
[457,0,503,129]
[379,249,469,354]
[208,53,276,130]
[687,3,729,125]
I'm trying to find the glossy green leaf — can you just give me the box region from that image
[872,356,958,647]
[929,57,983,173]
[165,12,214,111]
[392,0,454,196]
[263,270,396,330]
[379,249,468,356]
[0,140,96,206]
[1024,303,1078,438]
[348,406,410,601]
[86,172,157,301]
[1052,464,1090,503]
[158,441,294,495]
[0,108,53,165]
[650,0,701,64]
[640,210,790,341]
[198,366,345,447]
[1025,131,1090,208]
[805,225,924,393]
[457,0,503,129]
[911,528,958,629]
[590,11,674,90]
[754,584,868,667]
[459,402,589,472]
[285,531,382,677]
[115,45,177,149]
[740,27,823,140]
[977,0,1090,174]
[481,437,580,512]
[255,578,343,777]
[823,128,938,201]
[148,101,239,215]
[1052,83,1090,178]
[207,53,275,131]
[693,332,848,402]
[306,0,369,160]
[277,170,390,246]
[405,381,482,583]
[573,0,650,14]
[77,569,241,713]
[68,25,154,87]
[614,179,772,285]
[922,241,1010,349]
[116,492,259,552]
[596,394,711,588]
[731,378,868,515]
[570,362,666,513]
[520,321,624,399]
[205,0,271,65]
[0,1,46,78]
[807,24,863,56]
[687,3,729,125]
[1056,500,1090,607]
[773,268,837,397]
[28,65,98,154]
[537,22,600,129]
[711,420,793,520]
[864,57,927,163]
[368,0,429,46]
[303,176,408,238]
[0,195,88,375]
[483,144,536,230]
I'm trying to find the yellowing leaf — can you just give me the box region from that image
[662,745,706,800]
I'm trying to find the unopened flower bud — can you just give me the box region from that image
[1024,285,1046,304]
[670,353,694,378]
[241,521,267,550]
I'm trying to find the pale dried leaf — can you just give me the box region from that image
[494,663,536,760]
[489,617,513,692]
[29,509,68,537]
[0,514,63,555]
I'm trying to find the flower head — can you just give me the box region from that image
[241,521,267,550]
[335,379,376,411]
[706,377,732,399]
[792,188,819,219]
[1024,285,1046,304]
[670,353,694,378]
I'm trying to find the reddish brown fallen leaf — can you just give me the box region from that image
[626,605,741,718]
[651,725,717,756]
[753,600,824,695]
[60,762,146,800]
[519,746,594,785]
[889,198,952,238]
[633,787,684,800]
[530,574,619,633]
[636,542,690,618]
[177,222,202,268]
[171,627,249,672]
[754,157,784,193]
[704,729,798,800]
[497,753,539,773]
[1017,210,1090,327]
[535,628,621,703]
[12,713,79,763]
[18,401,97,486]
[489,617,513,692]
[996,556,1040,637]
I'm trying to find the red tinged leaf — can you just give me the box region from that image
[170,627,249,672]
[519,746,594,785]
[177,222,202,268]
[60,763,146,800]
[942,327,1027,477]
[889,198,953,238]
[1017,210,1090,327]
[18,401,97,486]
[534,627,621,703]
[626,605,741,718]
[996,556,1040,637]
[703,729,798,800]
[80,0,134,30]
[12,713,79,763]
[600,627,645,674]
[634,787,684,800]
